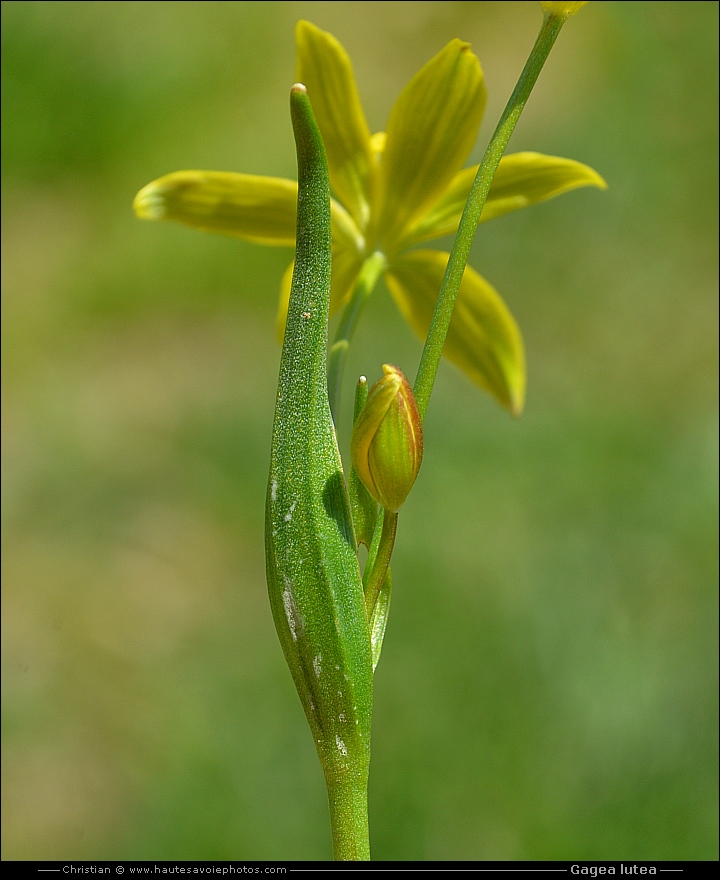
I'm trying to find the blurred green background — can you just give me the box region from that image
[2,0,717,861]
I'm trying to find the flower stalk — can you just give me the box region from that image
[413,9,570,419]
[328,251,387,420]
[326,771,370,861]
[364,508,398,620]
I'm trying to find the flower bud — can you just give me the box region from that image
[540,1,588,17]
[350,364,423,512]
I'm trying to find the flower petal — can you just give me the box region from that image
[133,170,363,251]
[377,40,486,250]
[385,250,525,414]
[276,247,363,342]
[134,171,299,245]
[275,261,295,341]
[296,21,375,232]
[330,245,365,315]
[401,152,607,247]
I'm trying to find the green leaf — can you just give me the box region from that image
[369,569,392,672]
[265,86,373,783]
[274,245,364,343]
[361,506,398,661]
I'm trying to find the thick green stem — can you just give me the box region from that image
[328,251,387,420]
[364,508,398,619]
[325,769,371,860]
[413,11,566,419]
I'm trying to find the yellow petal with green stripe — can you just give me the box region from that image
[296,20,375,232]
[133,170,363,251]
[377,40,486,251]
[329,244,365,315]
[275,261,295,342]
[401,152,607,247]
[385,250,525,415]
[134,171,299,246]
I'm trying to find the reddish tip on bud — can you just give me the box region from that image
[350,364,423,512]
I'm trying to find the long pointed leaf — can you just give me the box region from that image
[265,86,373,783]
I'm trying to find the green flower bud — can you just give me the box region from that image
[350,364,423,512]
[540,1,588,18]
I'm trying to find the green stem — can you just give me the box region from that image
[413,11,567,419]
[325,770,370,860]
[349,376,379,549]
[328,250,387,420]
[364,508,398,619]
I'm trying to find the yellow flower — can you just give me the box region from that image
[134,20,605,415]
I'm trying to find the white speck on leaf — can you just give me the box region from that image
[335,736,348,757]
[284,500,297,523]
[271,479,278,502]
[282,580,298,641]
[313,655,322,678]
